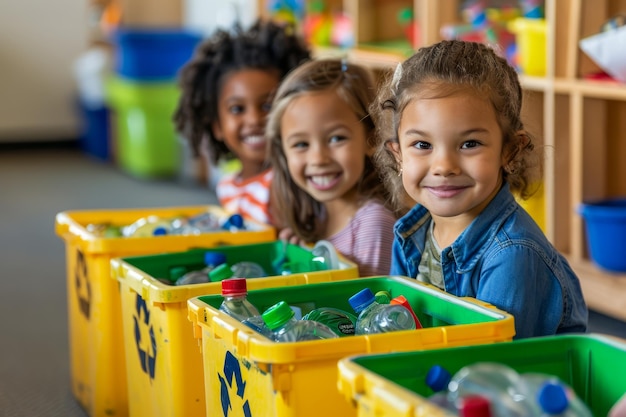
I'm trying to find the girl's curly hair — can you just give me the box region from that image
[174,19,310,164]
[372,40,542,212]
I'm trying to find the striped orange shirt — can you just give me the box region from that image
[216,168,273,225]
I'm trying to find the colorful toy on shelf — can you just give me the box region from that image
[331,10,354,48]
[397,7,420,47]
[267,0,306,27]
[302,0,332,46]
[519,0,544,18]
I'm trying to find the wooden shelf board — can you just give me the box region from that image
[519,75,552,92]
[567,256,626,322]
[554,78,626,100]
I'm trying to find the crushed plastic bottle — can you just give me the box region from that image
[447,362,535,417]
[348,288,416,335]
[175,251,227,286]
[517,373,592,417]
[390,295,423,329]
[301,307,357,337]
[122,215,176,237]
[262,301,338,342]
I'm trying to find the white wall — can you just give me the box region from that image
[0,0,90,141]
[184,0,258,37]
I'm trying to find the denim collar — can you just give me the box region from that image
[394,183,517,272]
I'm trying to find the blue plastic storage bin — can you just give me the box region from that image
[112,29,202,81]
[78,101,110,160]
[579,198,626,273]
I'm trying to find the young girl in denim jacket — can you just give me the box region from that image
[266,59,397,277]
[174,20,310,225]
[372,40,587,338]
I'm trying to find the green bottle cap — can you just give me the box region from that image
[168,266,188,281]
[262,301,294,331]
[375,290,392,304]
[209,263,233,282]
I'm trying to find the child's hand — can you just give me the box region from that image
[278,227,304,246]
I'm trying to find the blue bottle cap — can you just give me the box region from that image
[204,251,226,267]
[425,365,451,392]
[537,382,569,414]
[222,214,244,230]
[152,226,168,235]
[348,288,376,313]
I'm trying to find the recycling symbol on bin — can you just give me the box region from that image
[133,293,157,380]
[74,249,91,319]
[219,351,252,417]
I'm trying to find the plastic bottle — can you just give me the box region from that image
[123,215,175,237]
[175,251,227,286]
[301,307,357,337]
[460,396,493,417]
[221,213,245,231]
[348,288,416,335]
[171,211,222,234]
[310,240,340,270]
[390,295,423,329]
[231,261,266,278]
[517,373,592,417]
[447,362,535,417]
[425,364,456,412]
[218,278,261,322]
[261,301,338,342]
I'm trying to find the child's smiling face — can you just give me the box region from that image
[280,89,368,210]
[212,68,280,178]
[393,90,505,226]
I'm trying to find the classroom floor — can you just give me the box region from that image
[1,143,625,416]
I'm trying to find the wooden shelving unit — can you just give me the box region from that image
[261,0,626,320]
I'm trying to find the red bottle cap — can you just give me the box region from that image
[221,278,247,296]
[460,395,492,417]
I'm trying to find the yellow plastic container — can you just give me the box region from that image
[337,334,626,417]
[509,18,547,76]
[111,242,359,417]
[187,276,515,417]
[516,181,546,233]
[54,206,275,417]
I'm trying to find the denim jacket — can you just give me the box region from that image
[390,183,588,339]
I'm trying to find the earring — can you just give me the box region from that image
[398,168,403,177]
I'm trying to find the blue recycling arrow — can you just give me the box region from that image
[219,351,251,417]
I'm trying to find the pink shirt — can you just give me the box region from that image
[329,200,396,277]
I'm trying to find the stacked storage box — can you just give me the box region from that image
[105,29,202,178]
[187,276,516,417]
[337,334,626,417]
[110,242,359,417]
[54,205,274,417]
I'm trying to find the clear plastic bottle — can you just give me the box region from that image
[171,211,222,235]
[426,364,456,412]
[175,251,227,286]
[230,261,266,278]
[301,307,357,337]
[517,373,592,417]
[218,278,261,322]
[348,288,416,335]
[123,215,175,237]
[261,301,338,342]
[447,362,535,417]
[390,295,423,329]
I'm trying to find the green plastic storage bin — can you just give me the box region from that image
[188,276,514,417]
[338,334,626,417]
[105,76,181,178]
